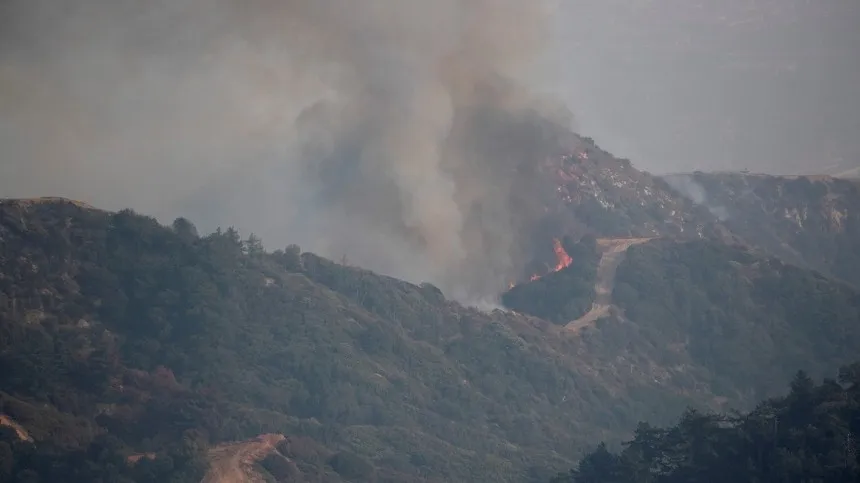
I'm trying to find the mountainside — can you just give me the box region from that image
[529,137,735,245]
[663,172,860,287]
[2,189,860,482]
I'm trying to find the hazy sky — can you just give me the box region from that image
[1,0,859,298]
[540,0,860,175]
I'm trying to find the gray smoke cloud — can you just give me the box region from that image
[0,0,572,301]
[664,174,730,221]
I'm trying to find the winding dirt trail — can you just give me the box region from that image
[565,238,651,333]
[0,415,33,442]
[201,434,285,483]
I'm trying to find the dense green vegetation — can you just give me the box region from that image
[2,199,859,482]
[0,408,208,483]
[613,240,860,401]
[501,236,600,324]
[553,363,860,482]
[0,201,635,481]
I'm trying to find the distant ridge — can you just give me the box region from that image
[663,170,844,181]
[0,196,101,210]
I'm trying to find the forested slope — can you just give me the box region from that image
[611,239,860,400]
[1,198,859,482]
[553,363,860,483]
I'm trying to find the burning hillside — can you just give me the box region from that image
[503,134,743,287]
[512,238,574,288]
[0,0,577,305]
[501,235,601,323]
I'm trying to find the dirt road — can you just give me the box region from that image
[0,415,33,442]
[565,238,651,332]
[201,434,285,483]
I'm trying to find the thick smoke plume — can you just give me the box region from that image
[0,0,572,301]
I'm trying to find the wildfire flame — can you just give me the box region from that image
[508,238,573,289]
[551,238,573,272]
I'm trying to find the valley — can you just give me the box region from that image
[1,138,859,483]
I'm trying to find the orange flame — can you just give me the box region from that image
[552,238,573,272]
[508,238,573,290]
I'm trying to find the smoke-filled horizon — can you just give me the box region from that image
[2,0,859,301]
[0,0,574,302]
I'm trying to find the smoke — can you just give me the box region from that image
[0,0,572,300]
[663,174,730,221]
